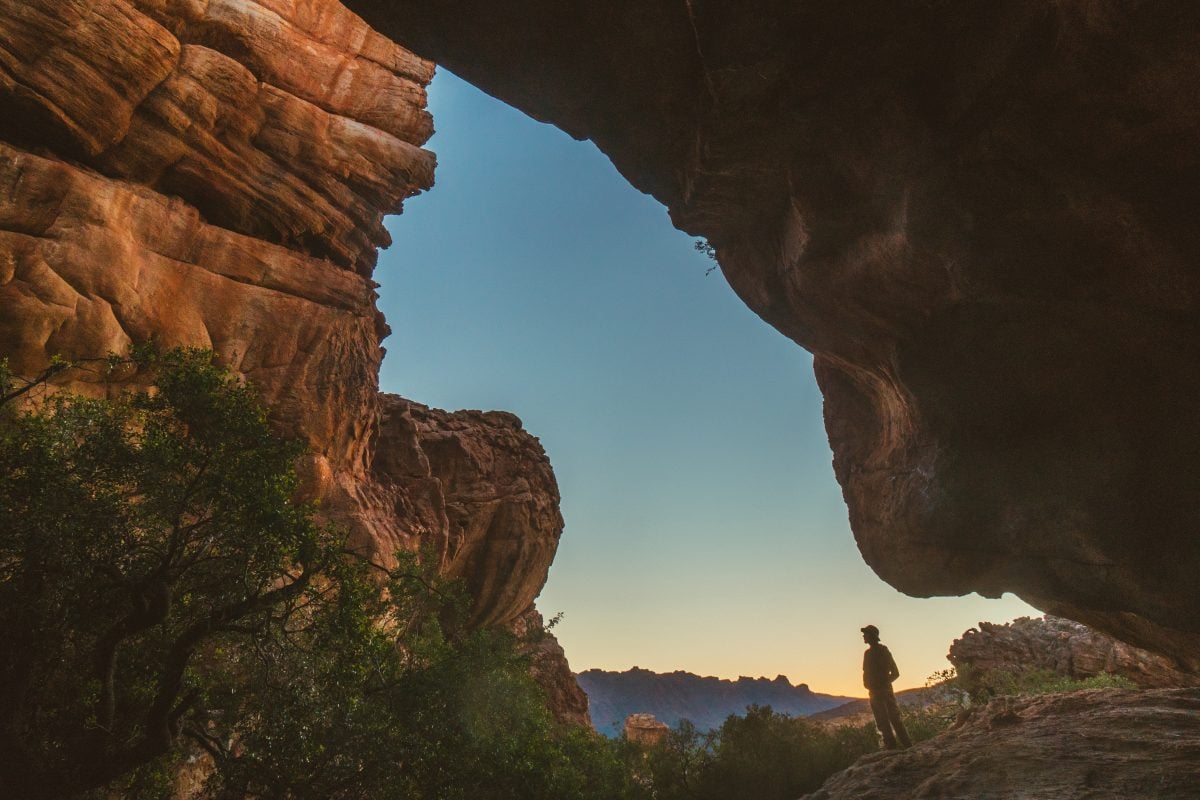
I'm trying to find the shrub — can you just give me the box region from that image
[642,706,879,800]
[941,664,1137,702]
[0,349,644,800]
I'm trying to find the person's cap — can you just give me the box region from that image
[861,624,880,637]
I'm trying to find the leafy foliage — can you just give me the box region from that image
[640,706,879,800]
[637,666,1142,800]
[0,349,643,800]
[961,666,1136,699]
[902,665,1141,745]
[1,348,333,797]
[693,239,719,275]
[929,665,1136,704]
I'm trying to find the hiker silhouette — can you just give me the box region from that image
[861,625,912,749]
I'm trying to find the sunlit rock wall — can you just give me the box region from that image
[0,0,586,724]
[348,0,1200,669]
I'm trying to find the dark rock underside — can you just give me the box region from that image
[344,0,1200,668]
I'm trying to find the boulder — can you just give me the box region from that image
[950,616,1200,690]
[624,713,670,747]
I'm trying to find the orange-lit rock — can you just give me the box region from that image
[1,0,433,274]
[512,608,592,728]
[0,0,584,723]
[372,397,565,629]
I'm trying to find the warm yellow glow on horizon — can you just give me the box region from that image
[545,584,1038,700]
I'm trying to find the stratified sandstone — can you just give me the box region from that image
[372,397,565,629]
[950,616,1200,691]
[0,0,433,274]
[347,0,1200,667]
[803,688,1200,800]
[371,399,589,725]
[0,142,385,475]
[0,0,433,478]
[0,0,585,723]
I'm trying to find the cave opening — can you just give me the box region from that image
[376,69,1034,698]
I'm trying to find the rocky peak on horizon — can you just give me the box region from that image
[577,667,853,737]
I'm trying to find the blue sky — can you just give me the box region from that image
[377,70,1035,696]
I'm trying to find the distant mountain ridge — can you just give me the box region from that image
[577,667,858,737]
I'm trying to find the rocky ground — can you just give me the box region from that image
[806,618,1200,798]
[804,688,1200,800]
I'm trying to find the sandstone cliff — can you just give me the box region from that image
[346,0,1200,669]
[949,615,1200,691]
[803,688,1200,800]
[0,0,586,724]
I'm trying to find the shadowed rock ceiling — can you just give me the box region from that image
[344,0,1200,669]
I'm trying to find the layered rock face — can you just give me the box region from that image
[0,0,434,551]
[949,616,1200,690]
[0,0,586,724]
[372,397,566,629]
[803,688,1200,800]
[347,0,1200,666]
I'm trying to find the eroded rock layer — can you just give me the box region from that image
[949,616,1200,691]
[804,688,1200,800]
[1,0,432,492]
[348,0,1200,666]
[0,0,586,724]
[372,397,566,629]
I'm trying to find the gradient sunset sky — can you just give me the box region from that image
[377,70,1036,698]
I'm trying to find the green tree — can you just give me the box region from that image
[0,350,644,800]
[0,349,348,797]
[643,706,879,800]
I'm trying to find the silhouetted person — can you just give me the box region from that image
[861,624,912,749]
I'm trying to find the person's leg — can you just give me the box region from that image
[885,692,912,748]
[869,693,898,748]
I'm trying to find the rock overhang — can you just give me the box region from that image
[343,0,1200,667]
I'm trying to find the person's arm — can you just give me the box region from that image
[863,652,870,689]
[887,648,900,683]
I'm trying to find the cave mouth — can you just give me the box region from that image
[374,69,1037,697]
